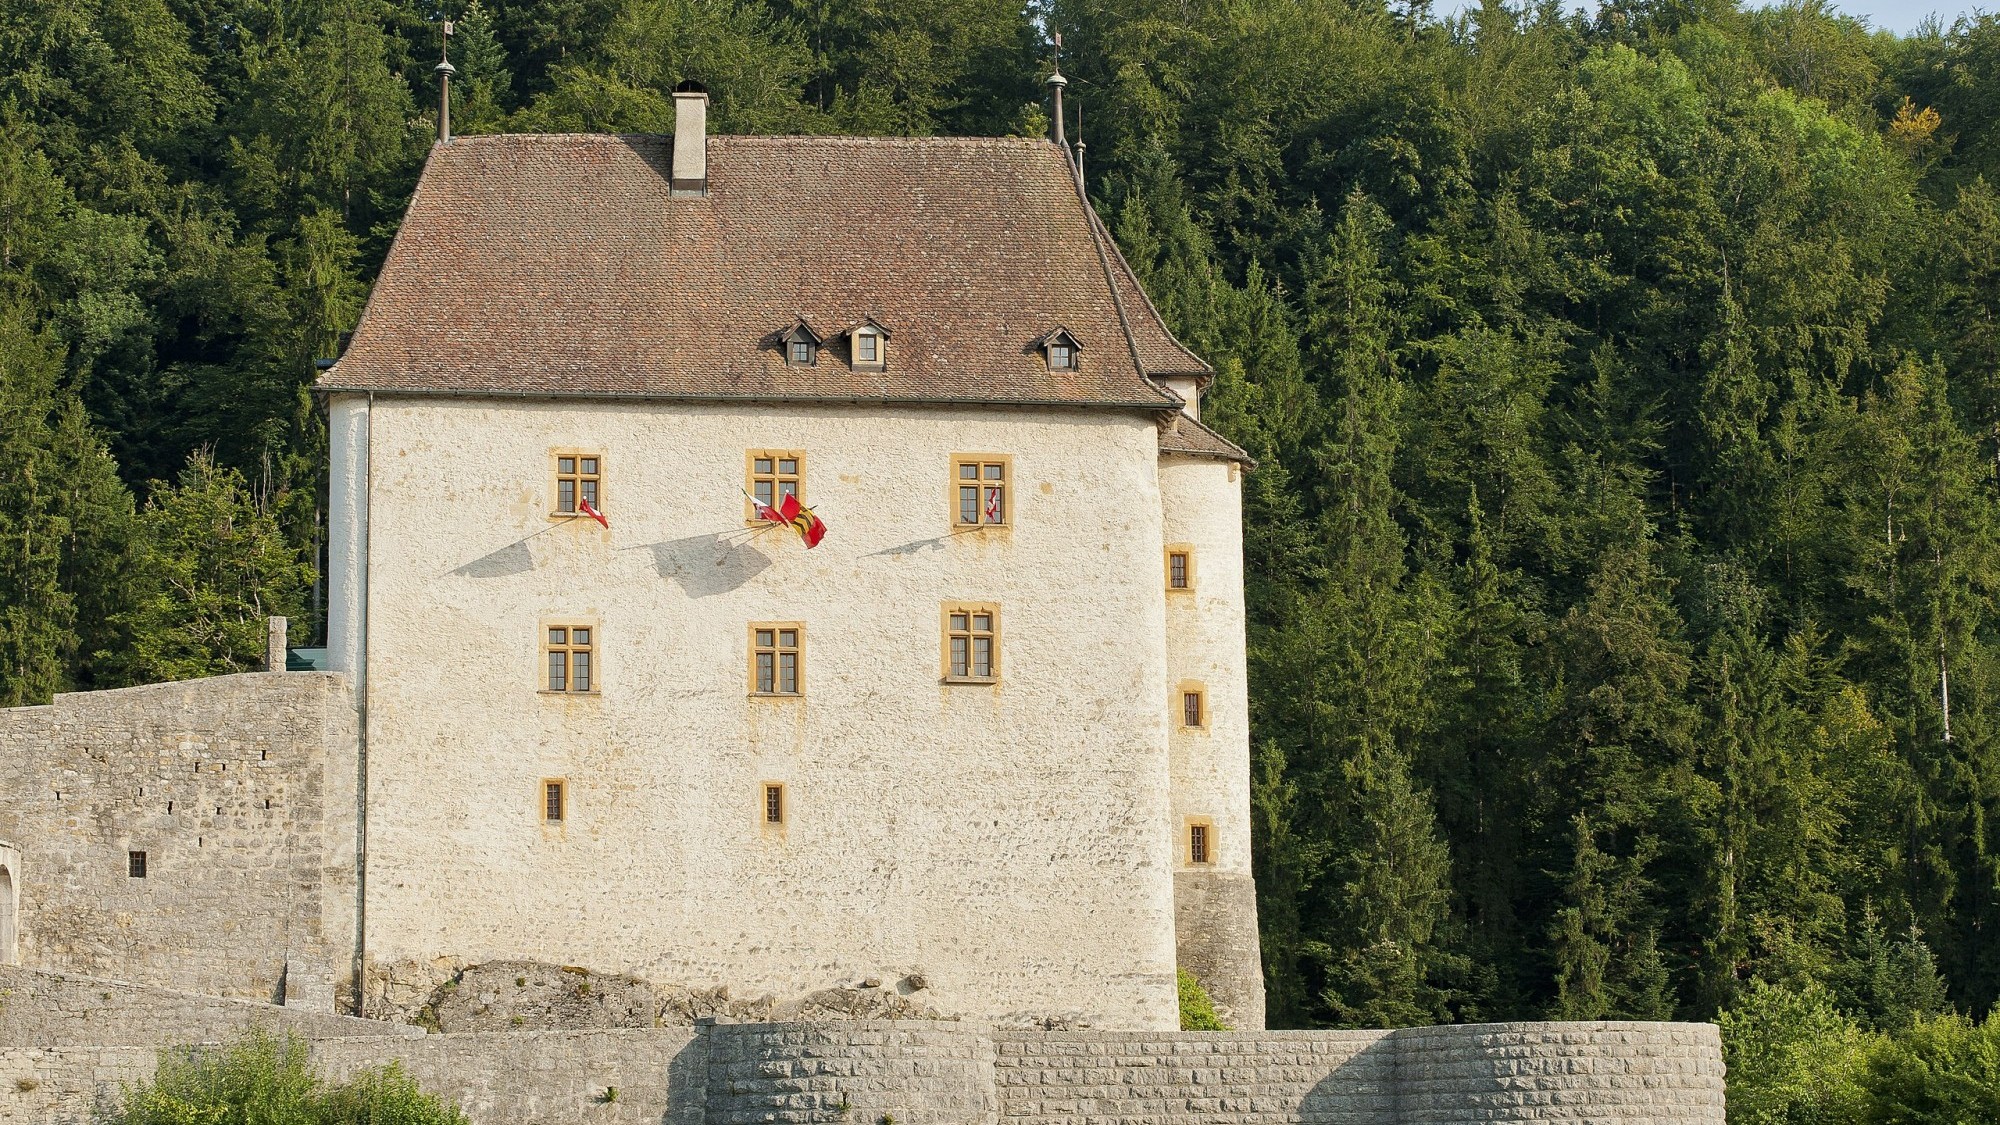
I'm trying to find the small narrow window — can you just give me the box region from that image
[943,603,999,682]
[752,624,803,695]
[1166,548,1194,592]
[128,851,147,878]
[1183,690,1204,728]
[1188,822,1212,865]
[764,783,786,825]
[553,453,603,516]
[747,451,805,518]
[952,456,1010,527]
[545,625,596,693]
[1177,681,1208,730]
[543,779,566,823]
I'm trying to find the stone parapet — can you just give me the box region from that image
[0,971,1725,1125]
[703,1020,998,1125]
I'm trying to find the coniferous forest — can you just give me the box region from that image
[11,0,2000,1112]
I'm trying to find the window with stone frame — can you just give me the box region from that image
[943,603,999,682]
[553,452,602,516]
[1187,820,1214,865]
[1166,547,1195,593]
[953,456,1010,527]
[751,624,803,695]
[747,451,805,519]
[544,625,596,693]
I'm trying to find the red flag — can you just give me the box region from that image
[578,496,609,528]
[749,490,795,525]
[791,505,827,548]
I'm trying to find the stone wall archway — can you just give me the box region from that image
[0,841,19,966]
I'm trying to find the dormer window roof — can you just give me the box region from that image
[1036,328,1081,372]
[848,319,890,371]
[777,322,822,366]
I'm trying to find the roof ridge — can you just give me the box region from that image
[442,132,1055,147]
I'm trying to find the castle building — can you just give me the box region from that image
[0,89,1263,1032]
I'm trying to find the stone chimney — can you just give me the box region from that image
[267,616,288,673]
[672,83,709,197]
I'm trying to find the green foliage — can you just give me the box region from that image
[1721,982,2000,1125]
[1178,969,1228,1031]
[112,451,312,683]
[1719,981,1872,1125]
[107,1030,466,1124]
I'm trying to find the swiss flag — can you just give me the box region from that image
[755,492,801,525]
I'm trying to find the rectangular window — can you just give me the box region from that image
[553,452,602,515]
[128,850,147,878]
[1166,548,1194,592]
[543,779,566,823]
[1188,822,1212,865]
[943,603,1000,682]
[751,624,803,696]
[952,456,1010,527]
[1183,689,1205,729]
[545,625,596,693]
[747,450,805,518]
[857,334,879,363]
[764,783,786,825]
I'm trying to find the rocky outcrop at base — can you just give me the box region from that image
[417,960,944,1032]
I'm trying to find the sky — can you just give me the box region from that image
[1438,0,1988,34]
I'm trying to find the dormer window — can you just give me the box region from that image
[778,322,821,367]
[848,320,890,371]
[1037,328,1081,372]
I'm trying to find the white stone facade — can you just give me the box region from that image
[323,393,1254,1029]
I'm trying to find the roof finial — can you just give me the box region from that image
[1047,31,1068,149]
[435,19,458,144]
[1073,100,1086,191]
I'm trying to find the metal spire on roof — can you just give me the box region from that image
[435,19,457,144]
[1047,32,1068,149]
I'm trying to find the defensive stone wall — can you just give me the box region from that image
[0,966,414,1124]
[312,1029,703,1125]
[0,972,1726,1125]
[0,674,358,1006]
[993,1025,1725,1125]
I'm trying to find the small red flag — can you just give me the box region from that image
[578,497,609,528]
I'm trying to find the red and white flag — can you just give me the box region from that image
[578,497,609,528]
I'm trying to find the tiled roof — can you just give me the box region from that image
[1158,414,1255,466]
[321,133,1210,405]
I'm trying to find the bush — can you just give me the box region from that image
[1719,980,1872,1124]
[1178,969,1228,1031]
[107,1029,465,1125]
[1860,1013,2000,1124]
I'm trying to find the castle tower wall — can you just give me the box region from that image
[327,394,372,682]
[0,673,358,1005]
[351,396,1182,1029]
[1158,453,1265,1028]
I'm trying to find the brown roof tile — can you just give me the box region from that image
[321,133,1208,406]
[1158,414,1255,466]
